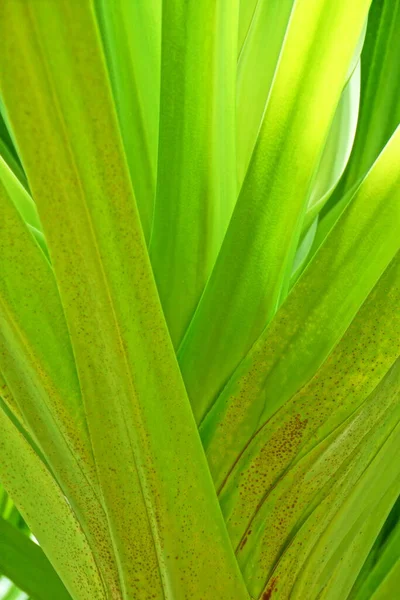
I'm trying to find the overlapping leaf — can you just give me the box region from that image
[0,2,248,598]
[150,0,239,347]
[202,126,400,490]
[95,0,161,242]
[178,0,372,423]
[0,1,398,599]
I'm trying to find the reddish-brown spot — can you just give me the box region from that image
[239,535,248,549]
[262,578,278,599]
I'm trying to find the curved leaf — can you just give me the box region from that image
[0,158,47,258]
[335,0,400,198]
[310,0,400,265]
[0,106,27,190]
[238,0,258,53]
[302,61,360,232]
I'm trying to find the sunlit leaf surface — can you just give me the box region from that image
[0,1,398,599]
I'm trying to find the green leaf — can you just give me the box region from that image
[254,364,400,599]
[0,185,95,482]
[0,2,248,598]
[0,106,27,190]
[201,126,400,491]
[368,564,400,600]
[218,251,400,557]
[238,0,258,52]
[350,496,400,599]
[149,0,239,347]
[0,517,71,600]
[0,152,120,597]
[300,0,400,285]
[0,400,105,600]
[301,61,360,236]
[306,484,400,600]
[0,483,28,537]
[334,0,400,198]
[0,158,47,258]
[178,0,372,423]
[291,180,359,287]
[236,0,294,186]
[0,371,25,428]
[289,62,360,286]
[95,0,161,242]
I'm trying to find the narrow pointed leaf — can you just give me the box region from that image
[0,157,47,257]
[0,108,27,190]
[302,61,360,232]
[289,62,360,285]
[238,0,258,53]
